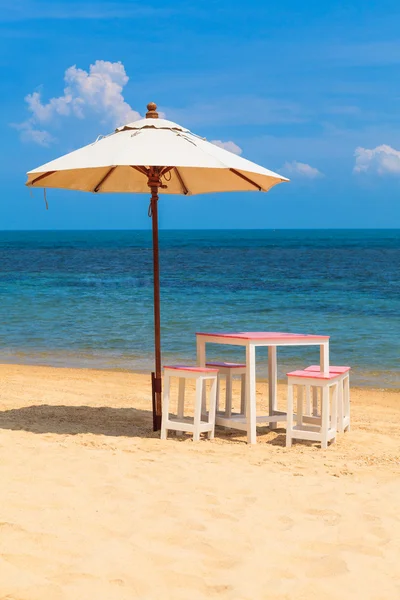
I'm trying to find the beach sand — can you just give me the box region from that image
[0,363,399,599]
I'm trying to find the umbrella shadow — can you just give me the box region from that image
[0,403,156,438]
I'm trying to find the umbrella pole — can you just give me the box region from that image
[150,178,162,431]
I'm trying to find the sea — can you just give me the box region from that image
[0,229,398,388]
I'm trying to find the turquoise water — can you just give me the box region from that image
[0,230,399,388]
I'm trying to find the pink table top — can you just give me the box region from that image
[206,361,246,369]
[196,331,329,342]
[164,365,219,373]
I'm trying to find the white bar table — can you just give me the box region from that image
[196,331,330,444]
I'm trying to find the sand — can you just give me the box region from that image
[0,363,399,600]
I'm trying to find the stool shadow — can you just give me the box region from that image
[269,433,321,448]
[263,428,287,446]
[0,403,156,438]
[254,428,321,448]
[213,426,291,446]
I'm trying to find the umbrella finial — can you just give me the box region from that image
[146,102,159,119]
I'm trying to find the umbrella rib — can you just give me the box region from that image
[93,166,116,192]
[160,166,174,177]
[229,169,262,191]
[27,171,55,186]
[131,165,149,177]
[174,168,189,195]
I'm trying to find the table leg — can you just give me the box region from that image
[268,346,278,429]
[197,337,207,415]
[320,342,329,373]
[246,343,257,444]
[197,337,206,367]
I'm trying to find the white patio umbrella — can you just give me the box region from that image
[26,102,289,430]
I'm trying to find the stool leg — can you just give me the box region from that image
[225,371,232,418]
[208,377,217,440]
[331,383,338,443]
[201,377,207,419]
[337,378,344,434]
[305,384,311,416]
[216,374,221,414]
[297,385,304,427]
[345,375,351,431]
[246,344,257,445]
[286,383,294,448]
[193,378,203,442]
[240,374,246,415]
[161,375,170,440]
[321,386,329,449]
[312,387,318,416]
[176,377,185,438]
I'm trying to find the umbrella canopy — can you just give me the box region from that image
[26,102,289,431]
[27,103,288,195]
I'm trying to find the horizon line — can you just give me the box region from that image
[0,227,400,232]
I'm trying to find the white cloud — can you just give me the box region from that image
[353,144,400,175]
[211,140,242,155]
[11,121,55,146]
[14,60,140,145]
[282,160,323,179]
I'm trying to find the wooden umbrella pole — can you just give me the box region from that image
[149,168,162,431]
[145,103,163,431]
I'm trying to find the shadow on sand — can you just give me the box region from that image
[0,404,157,438]
[0,407,310,446]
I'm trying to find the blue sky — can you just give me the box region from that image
[1,0,400,229]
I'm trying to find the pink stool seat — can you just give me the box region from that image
[206,361,246,369]
[287,369,342,381]
[164,365,219,374]
[305,365,351,374]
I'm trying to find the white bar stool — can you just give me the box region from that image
[286,370,340,449]
[161,366,218,441]
[304,365,351,433]
[206,361,246,417]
